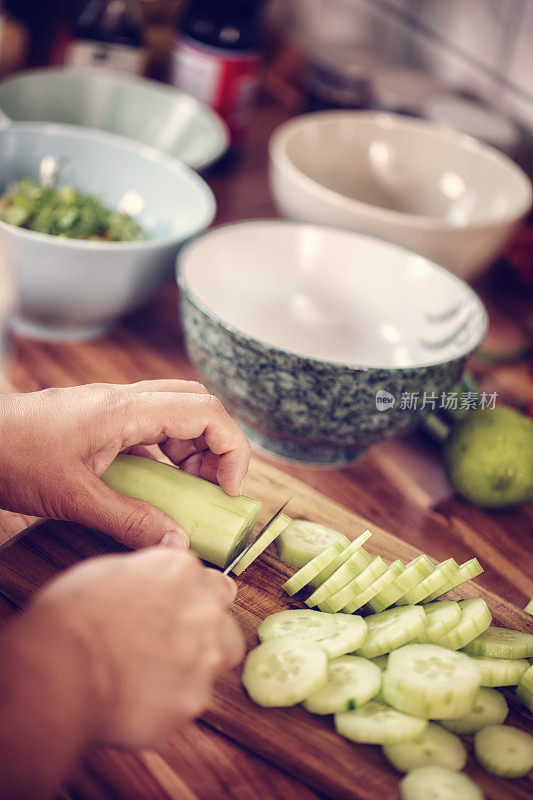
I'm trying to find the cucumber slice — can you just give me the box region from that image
[396,560,458,606]
[257,609,367,658]
[281,541,346,596]
[525,597,533,616]
[436,599,492,651]
[357,606,429,659]
[302,656,382,714]
[474,724,533,779]
[306,541,373,607]
[343,562,400,614]
[424,558,483,602]
[231,513,291,576]
[400,766,484,800]
[414,601,462,644]
[365,559,406,613]
[309,530,373,591]
[383,643,481,719]
[516,664,533,712]
[468,655,529,687]
[319,556,388,613]
[462,626,533,659]
[335,701,427,745]
[382,722,467,773]
[102,454,262,569]
[275,520,350,569]
[440,687,508,734]
[242,637,328,707]
[369,557,433,614]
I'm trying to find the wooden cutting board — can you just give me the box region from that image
[0,457,531,800]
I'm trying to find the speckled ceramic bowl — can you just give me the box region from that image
[177,220,488,466]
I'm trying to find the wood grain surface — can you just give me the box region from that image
[0,96,532,799]
[0,458,531,800]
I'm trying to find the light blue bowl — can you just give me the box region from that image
[0,68,228,170]
[0,122,215,341]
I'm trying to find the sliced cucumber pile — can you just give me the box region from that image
[242,518,532,798]
[279,530,484,616]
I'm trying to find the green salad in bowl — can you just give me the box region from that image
[0,178,147,242]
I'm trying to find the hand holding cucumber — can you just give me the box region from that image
[0,380,251,550]
[0,548,244,798]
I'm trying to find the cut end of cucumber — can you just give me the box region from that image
[231,513,291,576]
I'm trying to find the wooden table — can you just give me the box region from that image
[1,96,532,800]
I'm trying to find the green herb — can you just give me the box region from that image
[0,178,147,242]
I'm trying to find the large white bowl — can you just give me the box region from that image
[178,220,488,466]
[269,111,532,281]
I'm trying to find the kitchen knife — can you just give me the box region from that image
[223,498,291,576]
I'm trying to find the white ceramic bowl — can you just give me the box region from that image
[178,220,488,465]
[0,68,229,171]
[269,111,532,281]
[0,123,215,341]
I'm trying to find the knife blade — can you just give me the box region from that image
[223,498,291,576]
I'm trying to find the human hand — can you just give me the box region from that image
[5,548,244,748]
[0,381,250,549]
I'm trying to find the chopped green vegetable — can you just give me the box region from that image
[0,177,147,242]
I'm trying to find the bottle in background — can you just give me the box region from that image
[170,0,263,145]
[64,0,146,75]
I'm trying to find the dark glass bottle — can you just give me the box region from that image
[171,0,263,144]
[64,0,146,74]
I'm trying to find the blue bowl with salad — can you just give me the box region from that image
[0,122,215,341]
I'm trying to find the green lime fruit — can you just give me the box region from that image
[444,407,533,508]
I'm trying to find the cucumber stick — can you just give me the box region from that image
[276,520,350,569]
[231,513,290,576]
[400,766,484,800]
[383,643,481,719]
[102,455,262,569]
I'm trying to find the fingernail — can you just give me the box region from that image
[161,530,188,550]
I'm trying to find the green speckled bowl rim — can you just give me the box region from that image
[176,218,489,372]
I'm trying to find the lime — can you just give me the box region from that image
[444,407,533,508]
